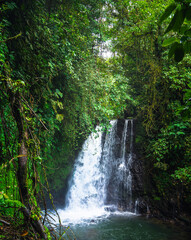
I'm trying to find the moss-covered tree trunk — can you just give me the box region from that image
[10,91,47,239]
[18,134,29,206]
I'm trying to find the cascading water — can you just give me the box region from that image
[102,119,134,211]
[53,119,191,240]
[58,119,136,224]
[65,126,104,210]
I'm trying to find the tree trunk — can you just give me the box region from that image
[9,91,47,239]
[18,133,29,206]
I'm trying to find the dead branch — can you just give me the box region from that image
[0,219,10,225]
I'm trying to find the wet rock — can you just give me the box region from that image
[104,205,117,212]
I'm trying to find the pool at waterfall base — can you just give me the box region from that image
[54,209,191,240]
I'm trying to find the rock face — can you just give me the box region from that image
[127,119,191,221]
[101,119,145,212]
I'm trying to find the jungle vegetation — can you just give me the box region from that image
[0,0,190,239]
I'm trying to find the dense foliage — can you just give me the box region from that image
[0,0,130,238]
[106,0,191,214]
[0,0,191,239]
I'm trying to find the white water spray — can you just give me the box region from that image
[58,120,136,224]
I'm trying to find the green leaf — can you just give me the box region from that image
[177,131,185,135]
[162,37,178,47]
[179,25,190,34]
[5,199,25,208]
[165,10,178,34]
[159,3,177,24]
[168,42,185,61]
[55,89,63,98]
[165,8,186,34]
[174,43,184,62]
[168,42,179,58]
[184,89,191,100]
[56,114,64,122]
[173,9,186,32]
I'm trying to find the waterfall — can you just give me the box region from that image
[65,126,104,210]
[59,119,136,223]
[120,120,133,211]
[102,119,134,211]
